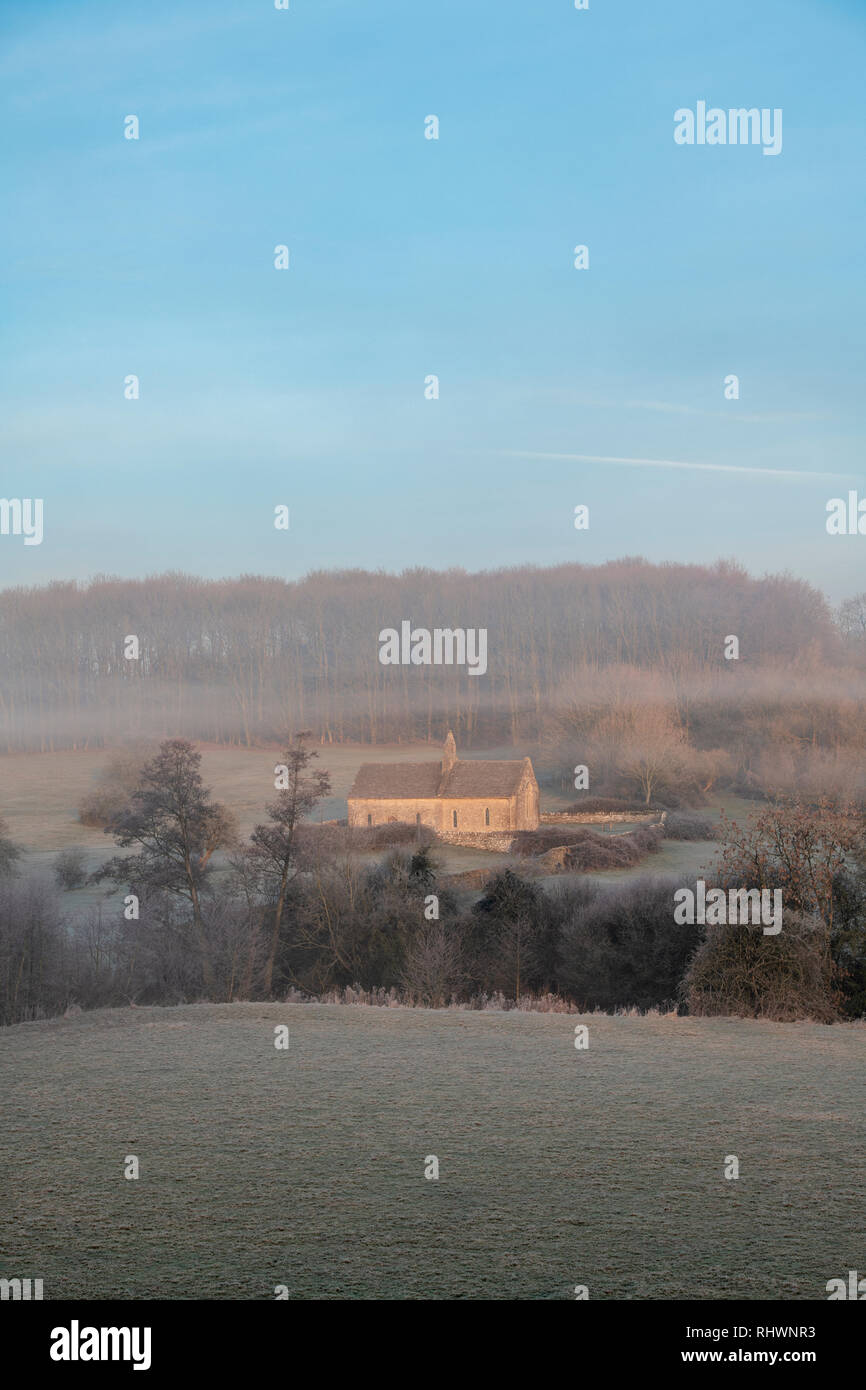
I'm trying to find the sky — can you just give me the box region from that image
[1,0,864,601]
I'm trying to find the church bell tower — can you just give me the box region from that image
[442,730,457,774]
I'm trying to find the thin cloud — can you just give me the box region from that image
[626,400,826,424]
[625,400,695,415]
[495,451,854,480]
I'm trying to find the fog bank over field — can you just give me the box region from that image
[1,560,864,758]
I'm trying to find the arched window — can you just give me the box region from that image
[367,814,372,827]
[452,810,458,828]
[485,807,490,826]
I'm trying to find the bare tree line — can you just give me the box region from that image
[0,560,861,753]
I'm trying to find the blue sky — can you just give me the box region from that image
[1,0,864,600]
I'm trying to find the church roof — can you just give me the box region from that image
[439,759,528,798]
[349,761,442,799]
[349,756,530,800]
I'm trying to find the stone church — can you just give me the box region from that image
[348,731,540,835]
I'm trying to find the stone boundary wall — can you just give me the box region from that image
[541,811,664,826]
[434,830,517,852]
[432,815,665,852]
[441,867,495,888]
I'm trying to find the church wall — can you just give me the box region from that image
[444,798,512,833]
[516,773,540,830]
[348,796,515,833]
[348,797,443,830]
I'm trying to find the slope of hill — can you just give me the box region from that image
[2,1002,862,1300]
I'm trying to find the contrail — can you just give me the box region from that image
[495,450,854,480]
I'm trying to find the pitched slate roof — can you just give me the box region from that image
[439,759,528,798]
[349,761,443,799]
[348,756,530,801]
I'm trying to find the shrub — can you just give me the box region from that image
[0,817,21,878]
[364,821,433,849]
[662,812,717,841]
[827,868,866,1019]
[0,877,66,1024]
[513,824,663,870]
[681,913,839,1022]
[295,821,435,863]
[77,746,156,827]
[400,923,467,1006]
[465,869,556,996]
[78,787,121,828]
[557,876,700,1012]
[562,825,663,870]
[512,826,590,855]
[54,848,88,890]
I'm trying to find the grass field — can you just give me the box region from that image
[2,1002,863,1300]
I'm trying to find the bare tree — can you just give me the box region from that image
[401,924,465,1006]
[618,716,686,804]
[715,796,866,934]
[839,593,866,656]
[248,733,331,995]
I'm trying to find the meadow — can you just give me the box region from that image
[2,1001,863,1300]
[1,743,730,902]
